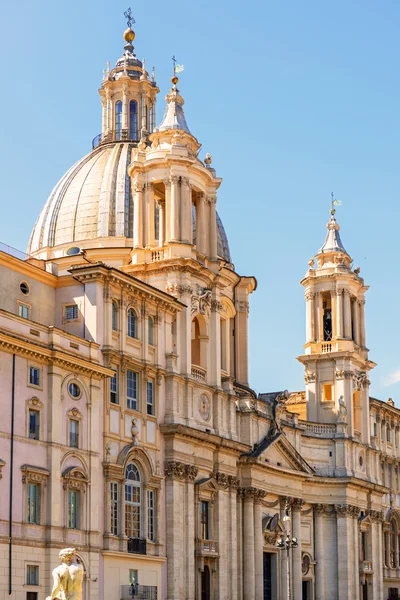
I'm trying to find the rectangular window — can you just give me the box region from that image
[146,380,154,416]
[29,366,40,387]
[200,500,209,540]
[147,490,155,541]
[129,569,138,589]
[68,489,80,529]
[26,593,38,600]
[65,304,78,321]
[69,420,79,448]
[388,427,392,442]
[27,483,40,524]
[26,565,39,585]
[323,383,332,402]
[29,410,40,440]
[19,303,31,319]
[373,422,377,437]
[110,482,119,535]
[361,531,367,561]
[127,370,138,410]
[110,370,118,404]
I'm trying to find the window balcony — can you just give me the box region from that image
[191,365,207,382]
[29,425,40,440]
[360,560,373,574]
[120,585,158,599]
[196,539,219,557]
[127,537,147,555]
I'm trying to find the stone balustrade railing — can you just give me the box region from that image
[299,420,337,437]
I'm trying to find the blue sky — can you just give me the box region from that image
[1,0,399,401]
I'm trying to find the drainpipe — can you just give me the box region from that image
[8,353,16,595]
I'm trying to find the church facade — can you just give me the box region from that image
[0,17,399,600]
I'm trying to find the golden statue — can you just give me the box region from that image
[46,548,84,600]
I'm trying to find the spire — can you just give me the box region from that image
[317,194,350,258]
[157,60,191,134]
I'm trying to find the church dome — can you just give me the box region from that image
[28,142,232,263]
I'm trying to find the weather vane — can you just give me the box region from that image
[171,55,184,77]
[330,192,341,215]
[124,8,135,28]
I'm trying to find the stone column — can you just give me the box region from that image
[151,101,156,132]
[353,299,360,345]
[164,180,171,243]
[229,479,239,600]
[103,284,112,347]
[181,177,193,244]
[209,195,218,260]
[101,96,107,136]
[353,509,361,600]
[209,298,221,387]
[317,293,324,341]
[336,505,356,600]
[158,201,165,247]
[254,491,266,600]
[141,92,146,134]
[314,505,325,600]
[344,291,352,339]
[359,299,366,348]
[196,192,207,255]
[133,181,144,248]
[243,489,256,600]
[170,176,181,242]
[336,289,344,338]
[292,499,303,597]
[122,83,128,130]
[106,88,111,132]
[330,290,336,340]
[305,291,315,342]
[146,183,155,247]
[185,470,197,600]
[164,461,198,600]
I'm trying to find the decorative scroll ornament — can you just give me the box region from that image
[353,370,370,390]
[164,460,199,482]
[335,369,353,380]
[304,371,316,383]
[191,286,212,316]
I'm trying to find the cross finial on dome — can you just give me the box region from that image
[317,193,349,258]
[124,7,135,28]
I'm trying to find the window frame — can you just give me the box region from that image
[110,369,118,405]
[127,369,139,411]
[64,303,79,322]
[68,488,80,530]
[28,409,40,441]
[115,100,123,140]
[18,300,31,319]
[129,100,138,141]
[127,308,138,339]
[112,301,119,331]
[27,482,40,525]
[146,379,155,416]
[200,500,210,540]
[110,481,119,536]
[125,463,142,539]
[147,489,155,541]
[69,419,79,449]
[148,316,154,346]
[28,365,42,390]
[26,565,39,586]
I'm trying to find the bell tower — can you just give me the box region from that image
[297,201,375,442]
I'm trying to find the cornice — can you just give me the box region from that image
[0,251,57,287]
[160,423,249,454]
[0,331,113,379]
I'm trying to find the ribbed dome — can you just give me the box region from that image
[28,143,231,262]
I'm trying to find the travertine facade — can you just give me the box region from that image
[0,17,399,600]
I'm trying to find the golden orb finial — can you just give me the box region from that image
[171,75,179,85]
[124,27,135,43]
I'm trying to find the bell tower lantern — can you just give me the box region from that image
[97,11,159,147]
[297,200,375,443]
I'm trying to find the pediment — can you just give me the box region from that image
[247,432,314,475]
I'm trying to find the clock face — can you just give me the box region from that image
[198,394,211,421]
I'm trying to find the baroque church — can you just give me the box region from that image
[0,14,399,600]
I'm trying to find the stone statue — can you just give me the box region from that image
[337,395,347,423]
[271,390,290,432]
[46,548,84,600]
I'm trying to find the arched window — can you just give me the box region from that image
[191,317,201,366]
[112,301,118,331]
[148,316,154,346]
[125,463,141,538]
[149,105,153,133]
[115,100,123,140]
[128,309,138,338]
[129,100,138,140]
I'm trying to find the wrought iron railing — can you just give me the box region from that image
[120,585,157,599]
[92,130,140,149]
[127,537,147,555]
